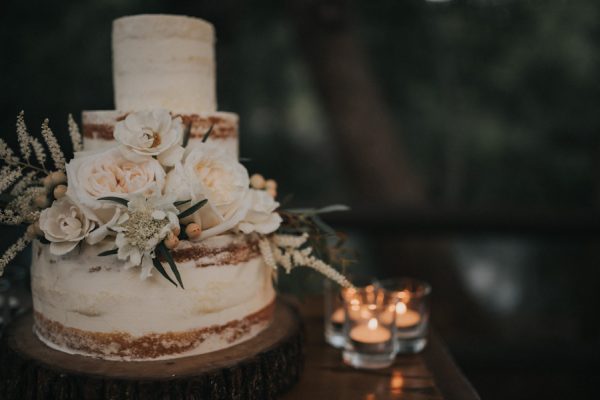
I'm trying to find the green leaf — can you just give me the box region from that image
[97,248,118,256]
[98,196,128,206]
[177,199,208,220]
[173,199,191,207]
[182,123,191,148]
[157,243,184,289]
[310,215,336,236]
[151,256,178,287]
[284,204,350,216]
[201,125,214,143]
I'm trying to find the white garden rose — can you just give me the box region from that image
[39,197,97,255]
[114,109,184,166]
[165,143,251,240]
[237,189,282,234]
[66,147,166,212]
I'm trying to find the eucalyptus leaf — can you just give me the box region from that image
[182,123,191,148]
[284,204,350,216]
[173,199,191,207]
[97,248,118,257]
[201,125,214,143]
[157,243,184,289]
[152,256,178,287]
[98,196,129,206]
[310,215,336,236]
[177,199,208,219]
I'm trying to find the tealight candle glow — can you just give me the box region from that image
[395,301,421,329]
[349,318,391,344]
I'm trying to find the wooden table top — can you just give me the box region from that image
[282,297,480,400]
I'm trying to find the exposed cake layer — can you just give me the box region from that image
[113,14,216,113]
[82,110,239,157]
[31,234,275,360]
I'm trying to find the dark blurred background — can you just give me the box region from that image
[2,0,600,398]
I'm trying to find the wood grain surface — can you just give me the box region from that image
[282,296,480,400]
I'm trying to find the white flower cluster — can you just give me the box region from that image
[33,109,282,277]
[260,233,353,288]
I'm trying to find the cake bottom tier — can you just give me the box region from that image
[30,234,276,361]
[34,300,275,361]
[0,300,303,400]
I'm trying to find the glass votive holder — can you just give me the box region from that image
[324,275,378,348]
[342,287,399,369]
[378,277,431,354]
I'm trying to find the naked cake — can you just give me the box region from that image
[0,14,350,364]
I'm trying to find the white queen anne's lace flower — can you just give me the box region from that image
[165,143,251,240]
[39,197,97,255]
[113,194,179,278]
[237,189,282,234]
[114,109,184,166]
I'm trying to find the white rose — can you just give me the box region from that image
[66,147,166,211]
[39,197,97,255]
[114,109,184,166]
[237,189,282,234]
[165,144,250,239]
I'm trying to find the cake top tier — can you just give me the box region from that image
[113,14,216,113]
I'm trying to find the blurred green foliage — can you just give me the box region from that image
[1,0,599,210]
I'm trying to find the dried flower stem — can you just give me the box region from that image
[68,114,83,152]
[0,234,31,276]
[41,118,66,171]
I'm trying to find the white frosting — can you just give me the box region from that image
[31,235,275,360]
[113,15,216,113]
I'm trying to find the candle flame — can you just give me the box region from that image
[396,302,407,314]
[367,318,378,330]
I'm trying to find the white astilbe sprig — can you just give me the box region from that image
[0,209,25,225]
[68,114,83,152]
[0,166,22,193]
[262,233,353,288]
[259,238,277,270]
[16,111,31,161]
[41,118,66,171]
[29,136,46,167]
[0,234,31,276]
[0,139,19,165]
[5,186,44,224]
[10,171,39,196]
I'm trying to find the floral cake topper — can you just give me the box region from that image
[0,110,352,289]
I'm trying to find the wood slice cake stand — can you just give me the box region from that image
[0,299,304,400]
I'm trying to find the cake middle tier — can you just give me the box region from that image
[82,110,239,157]
[31,234,275,361]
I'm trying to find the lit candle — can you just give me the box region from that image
[395,302,421,329]
[349,318,392,352]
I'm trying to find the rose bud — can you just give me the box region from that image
[34,194,49,208]
[265,179,277,191]
[50,171,67,185]
[185,223,202,240]
[53,184,67,199]
[164,232,180,249]
[250,174,266,189]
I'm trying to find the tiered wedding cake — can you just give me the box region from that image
[31,15,276,361]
